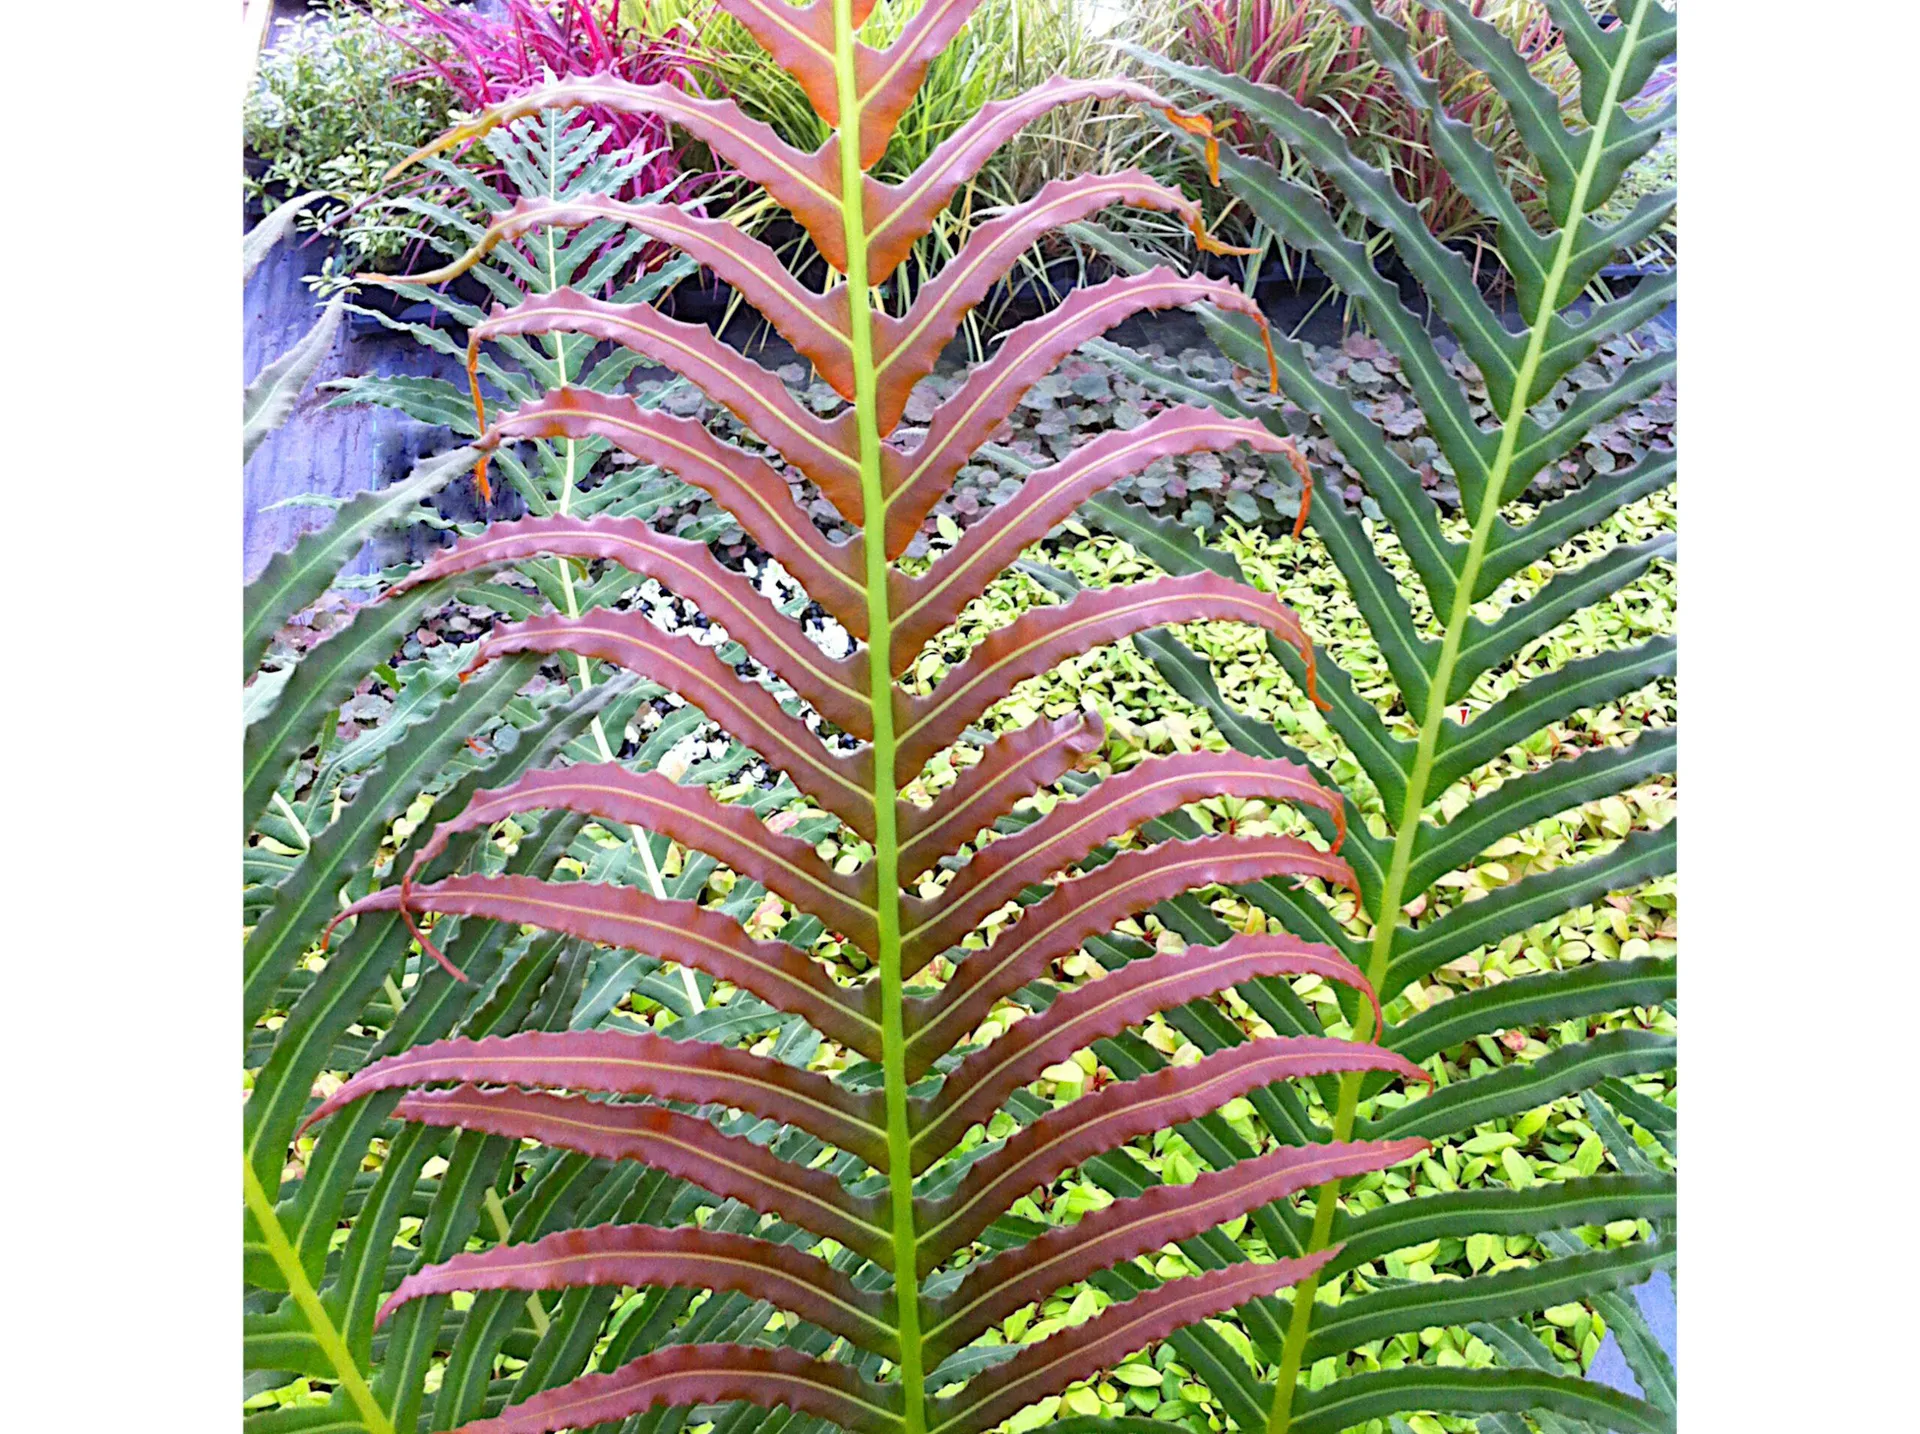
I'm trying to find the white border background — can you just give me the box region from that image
[4,1,1914,1425]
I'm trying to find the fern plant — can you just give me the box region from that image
[1052,1,1675,1428]
[244,1,1488,1431]
[245,116,703,980]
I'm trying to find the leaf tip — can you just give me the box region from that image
[397,871,468,984]
[1185,210,1253,259]
[1254,313,1281,397]
[1276,442,1312,539]
[1305,660,1330,714]
[466,343,491,502]
[1160,106,1222,186]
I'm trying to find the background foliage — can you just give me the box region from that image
[245,0,457,277]
[246,1,1675,297]
[245,0,715,291]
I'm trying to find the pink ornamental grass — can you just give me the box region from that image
[388,0,709,202]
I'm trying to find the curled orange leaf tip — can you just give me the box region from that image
[465,345,492,502]
[1252,313,1281,396]
[1304,659,1330,714]
[398,885,469,982]
[1185,212,1256,259]
[1275,443,1313,539]
[385,125,477,184]
[1160,106,1222,186]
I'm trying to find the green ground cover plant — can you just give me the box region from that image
[243,4,1675,1432]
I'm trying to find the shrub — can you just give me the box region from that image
[243,0,457,280]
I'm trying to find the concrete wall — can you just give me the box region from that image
[241,226,471,582]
